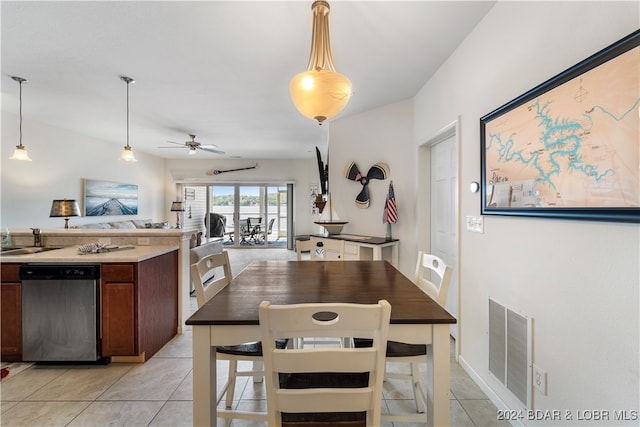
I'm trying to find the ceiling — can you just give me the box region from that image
[1,1,494,160]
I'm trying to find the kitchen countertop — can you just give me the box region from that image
[0,245,179,264]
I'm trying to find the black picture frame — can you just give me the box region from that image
[480,30,639,223]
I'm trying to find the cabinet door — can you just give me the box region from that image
[343,243,360,260]
[1,264,22,361]
[101,264,136,356]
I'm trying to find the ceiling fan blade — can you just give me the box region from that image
[343,161,362,181]
[366,162,390,180]
[157,146,186,149]
[198,146,225,155]
[165,140,185,146]
[355,186,370,209]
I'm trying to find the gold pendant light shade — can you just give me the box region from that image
[290,1,352,125]
[290,69,351,125]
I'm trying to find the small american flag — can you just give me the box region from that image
[383,181,398,224]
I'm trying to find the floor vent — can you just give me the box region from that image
[488,298,532,407]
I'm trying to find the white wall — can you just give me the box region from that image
[414,1,639,423]
[1,114,321,236]
[329,99,416,277]
[1,113,167,229]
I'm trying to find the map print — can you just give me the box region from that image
[484,46,639,209]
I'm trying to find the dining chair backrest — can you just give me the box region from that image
[238,218,250,235]
[190,250,233,308]
[413,251,452,307]
[265,217,275,234]
[297,238,345,261]
[259,300,391,427]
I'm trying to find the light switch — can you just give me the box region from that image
[466,215,483,233]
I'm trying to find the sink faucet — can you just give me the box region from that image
[31,228,41,247]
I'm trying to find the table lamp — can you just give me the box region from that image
[50,199,81,228]
[171,201,185,229]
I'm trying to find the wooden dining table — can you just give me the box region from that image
[186,260,456,426]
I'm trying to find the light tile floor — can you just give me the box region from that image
[0,249,509,426]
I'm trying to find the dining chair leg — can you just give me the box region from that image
[225,359,238,409]
[411,361,426,413]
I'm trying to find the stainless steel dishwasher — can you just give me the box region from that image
[20,263,105,363]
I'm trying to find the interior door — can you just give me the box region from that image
[431,134,458,338]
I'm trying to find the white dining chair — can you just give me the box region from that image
[259,300,391,427]
[355,251,452,423]
[191,250,286,425]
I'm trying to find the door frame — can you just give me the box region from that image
[417,117,461,360]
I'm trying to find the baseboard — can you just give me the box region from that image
[111,353,146,363]
[458,354,525,427]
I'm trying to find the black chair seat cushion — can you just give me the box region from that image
[216,339,288,356]
[279,372,369,425]
[352,338,427,358]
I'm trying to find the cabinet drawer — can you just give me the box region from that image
[102,264,135,282]
[1,264,22,282]
[344,243,359,256]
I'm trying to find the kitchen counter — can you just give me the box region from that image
[0,245,179,264]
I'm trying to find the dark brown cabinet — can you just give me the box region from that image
[101,250,178,360]
[1,264,22,361]
[1,249,178,363]
[101,264,137,356]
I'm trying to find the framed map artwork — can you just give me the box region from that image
[480,29,639,223]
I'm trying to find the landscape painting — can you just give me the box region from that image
[84,179,138,216]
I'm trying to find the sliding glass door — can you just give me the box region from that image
[187,183,290,249]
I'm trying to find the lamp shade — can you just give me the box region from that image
[120,145,137,162]
[49,199,81,218]
[9,145,32,161]
[170,201,185,212]
[290,69,352,125]
[50,199,81,228]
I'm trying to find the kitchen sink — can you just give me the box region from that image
[0,246,62,256]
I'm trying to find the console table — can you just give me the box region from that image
[310,234,399,266]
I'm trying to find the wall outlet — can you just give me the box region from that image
[466,215,484,233]
[533,364,547,395]
[138,237,150,245]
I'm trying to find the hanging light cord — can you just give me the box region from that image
[18,79,23,147]
[125,79,130,148]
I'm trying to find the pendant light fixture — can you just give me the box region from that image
[9,76,32,161]
[289,1,352,125]
[119,76,138,162]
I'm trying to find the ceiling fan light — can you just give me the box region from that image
[120,145,137,162]
[188,147,197,155]
[9,145,32,161]
[290,69,351,125]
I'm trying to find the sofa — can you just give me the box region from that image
[75,219,169,229]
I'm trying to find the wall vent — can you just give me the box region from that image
[488,298,532,407]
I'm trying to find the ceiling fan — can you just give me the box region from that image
[158,134,225,155]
